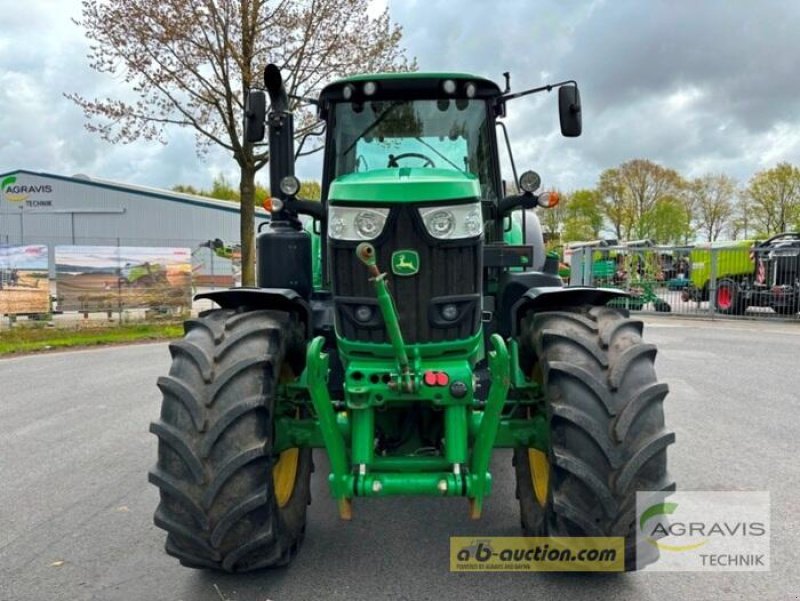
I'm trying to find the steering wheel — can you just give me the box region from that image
[387,152,436,168]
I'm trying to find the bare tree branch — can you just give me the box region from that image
[70,0,416,284]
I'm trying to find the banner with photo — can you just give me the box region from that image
[55,246,192,312]
[0,245,50,315]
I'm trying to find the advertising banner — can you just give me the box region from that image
[55,246,191,312]
[0,245,50,315]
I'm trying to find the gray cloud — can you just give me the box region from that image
[1,0,799,194]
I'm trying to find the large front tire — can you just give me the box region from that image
[149,309,312,572]
[514,306,675,571]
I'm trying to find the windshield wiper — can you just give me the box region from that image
[342,101,403,158]
[414,136,466,173]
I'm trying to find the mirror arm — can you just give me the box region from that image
[497,193,537,216]
[498,79,576,103]
[289,93,320,107]
[286,197,326,222]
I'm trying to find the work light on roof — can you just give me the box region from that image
[464,82,477,98]
[363,81,377,96]
[442,79,457,95]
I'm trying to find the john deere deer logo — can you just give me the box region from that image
[391,250,419,276]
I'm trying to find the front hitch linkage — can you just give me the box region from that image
[355,242,415,393]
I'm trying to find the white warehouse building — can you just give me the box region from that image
[0,169,270,281]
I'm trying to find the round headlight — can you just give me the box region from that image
[463,207,482,236]
[363,81,377,96]
[279,175,300,196]
[330,215,347,238]
[355,305,373,323]
[519,170,541,193]
[425,210,455,237]
[342,84,354,100]
[442,79,457,95]
[355,210,386,239]
[464,82,477,98]
[441,303,459,321]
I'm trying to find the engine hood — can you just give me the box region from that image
[328,168,481,204]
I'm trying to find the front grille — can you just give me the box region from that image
[330,205,481,344]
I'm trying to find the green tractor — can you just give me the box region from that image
[119,261,168,287]
[150,65,674,572]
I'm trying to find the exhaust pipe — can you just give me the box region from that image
[263,64,294,202]
[264,64,289,113]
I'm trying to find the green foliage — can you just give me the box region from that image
[562,189,603,242]
[745,162,800,236]
[649,196,692,245]
[597,159,686,243]
[690,174,736,241]
[172,176,322,206]
[171,184,201,195]
[209,174,239,201]
[257,180,322,202]
[299,181,322,201]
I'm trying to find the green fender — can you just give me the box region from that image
[509,286,629,335]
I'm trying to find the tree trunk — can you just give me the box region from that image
[239,165,257,287]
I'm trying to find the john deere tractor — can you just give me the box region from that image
[150,65,674,572]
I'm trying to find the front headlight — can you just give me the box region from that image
[418,202,483,239]
[328,206,389,240]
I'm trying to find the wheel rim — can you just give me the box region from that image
[272,448,299,508]
[272,364,300,509]
[717,286,732,310]
[528,448,550,507]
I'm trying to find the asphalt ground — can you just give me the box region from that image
[1,317,799,601]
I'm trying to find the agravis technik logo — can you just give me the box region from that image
[2,175,53,205]
[636,491,769,571]
[639,501,708,552]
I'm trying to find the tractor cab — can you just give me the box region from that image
[317,74,503,203]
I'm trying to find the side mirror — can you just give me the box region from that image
[244,90,266,142]
[558,84,582,137]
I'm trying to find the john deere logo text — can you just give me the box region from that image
[391,250,419,276]
[2,176,53,206]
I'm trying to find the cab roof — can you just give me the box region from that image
[330,72,498,86]
[319,72,503,106]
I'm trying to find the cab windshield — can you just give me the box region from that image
[331,99,497,199]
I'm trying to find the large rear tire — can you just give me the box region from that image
[149,309,312,572]
[514,306,675,571]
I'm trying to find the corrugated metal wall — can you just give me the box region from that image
[0,170,270,277]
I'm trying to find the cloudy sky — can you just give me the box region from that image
[1,0,799,193]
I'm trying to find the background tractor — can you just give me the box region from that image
[150,65,674,572]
